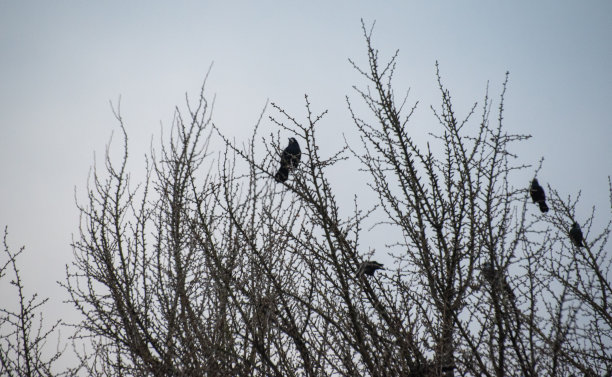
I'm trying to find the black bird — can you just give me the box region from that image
[530,178,549,213]
[358,261,384,276]
[274,137,301,183]
[480,262,497,283]
[480,262,515,300]
[569,222,584,247]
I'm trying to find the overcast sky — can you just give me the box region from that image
[1,0,611,343]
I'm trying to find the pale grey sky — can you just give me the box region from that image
[1,0,611,346]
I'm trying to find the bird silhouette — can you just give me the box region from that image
[358,261,384,276]
[530,178,549,213]
[274,137,301,183]
[569,222,584,247]
[480,262,515,300]
[480,262,497,283]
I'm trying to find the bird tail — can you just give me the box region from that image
[274,167,289,183]
[538,201,549,213]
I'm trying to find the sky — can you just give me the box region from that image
[0,0,611,359]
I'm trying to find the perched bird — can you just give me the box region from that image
[274,137,301,183]
[530,178,549,213]
[358,261,384,276]
[480,262,515,300]
[480,262,497,283]
[569,222,584,247]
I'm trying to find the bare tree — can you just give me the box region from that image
[60,22,611,377]
[0,228,75,377]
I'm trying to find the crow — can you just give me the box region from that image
[480,262,515,300]
[274,137,301,183]
[358,261,384,276]
[480,262,496,283]
[569,222,584,247]
[530,178,549,213]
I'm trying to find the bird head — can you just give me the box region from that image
[289,137,297,144]
[531,178,539,186]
